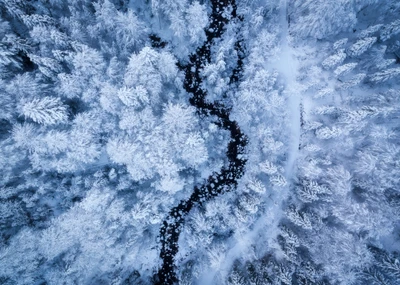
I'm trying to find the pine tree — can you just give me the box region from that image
[286,206,312,230]
[380,19,400,41]
[334,62,358,77]
[369,68,400,83]
[291,1,359,39]
[124,47,163,99]
[185,1,208,44]
[0,83,15,120]
[18,96,68,125]
[347,37,377,57]
[321,50,346,69]
[0,42,22,69]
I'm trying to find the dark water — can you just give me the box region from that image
[155,1,246,284]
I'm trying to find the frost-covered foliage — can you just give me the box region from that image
[289,0,381,39]
[150,0,209,58]
[0,0,218,283]
[18,96,68,125]
[1,0,400,284]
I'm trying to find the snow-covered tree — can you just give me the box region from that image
[185,1,208,44]
[1,0,400,284]
[18,96,68,125]
[347,37,377,57]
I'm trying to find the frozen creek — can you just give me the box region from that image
[154,0,247,284]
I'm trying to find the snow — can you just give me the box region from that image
[197,201,283,285]
[276,0,301,179]
[2,0,400,284]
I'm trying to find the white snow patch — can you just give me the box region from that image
[273,0,301,178]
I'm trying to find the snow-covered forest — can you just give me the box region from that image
[1,0,400,284]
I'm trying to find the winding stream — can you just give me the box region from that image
[155,1,247,284]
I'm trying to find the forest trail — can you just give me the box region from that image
[277,0,300,178]
[154,1,247,284]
